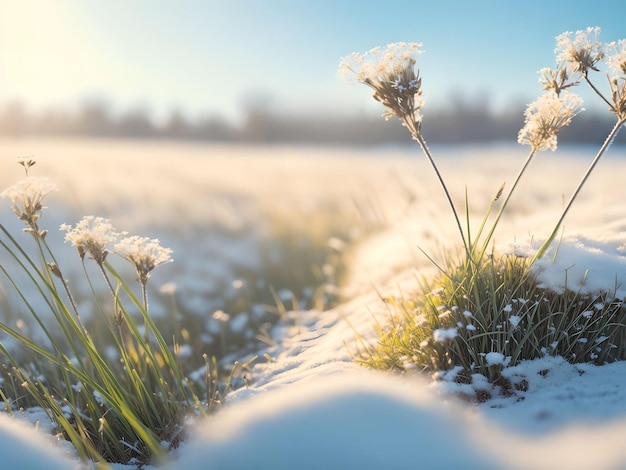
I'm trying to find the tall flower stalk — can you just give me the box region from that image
[0,161,197,465]
[115,235,173,342]
[341,28,625,266]
[532,27,626,260]
[346,27,626,391]
[340,43,469,256]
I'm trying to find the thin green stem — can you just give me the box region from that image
[404,117,469,255]
[478,148,538,259]
[97,262,117,297]
[533,117,625,261]
[141,282,149,344]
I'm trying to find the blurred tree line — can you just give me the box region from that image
[0,98,623,145]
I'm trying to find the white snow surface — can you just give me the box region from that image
[3,141,626,469]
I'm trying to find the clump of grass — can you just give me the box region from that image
[0,158,247,466]
[363,253,626,398]
[341,28,626,394]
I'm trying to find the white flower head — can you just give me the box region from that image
[538,66,580,96]
[61,216,124,264]
[115,235,173,286]
[555,26,605,75]
[518,92,584,151]
[339,42,425,125]
[1,176,58,229]
[606,39,626,77]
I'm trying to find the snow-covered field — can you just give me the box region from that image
[2,138,626,469]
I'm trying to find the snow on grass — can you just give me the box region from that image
[3,139,626,468]
[530,235,626,298]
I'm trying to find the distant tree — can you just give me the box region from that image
[195,114,236,141]
[76,100,114,136]
[115,107,156,138]
[161,109,191,139]
[0,101,31,135]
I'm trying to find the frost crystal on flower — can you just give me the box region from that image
[606,39,626,77]
[604,39,626,121]
[555,26,605,75]
[115,235,173,286]
[538,66,580,96]
[339,42,424,127]
[61,216,124,264]
[1,176,57,230]
[517,92,583,151]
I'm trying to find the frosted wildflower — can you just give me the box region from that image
[607,77,626,120]
[606,39,626,77]
[115,235,172,286]
[17,155,36,176]
[517,92,583,151]
[555,26,605,75]
[1,177,57,233]
[538,66,580,96]
[604,40,626,120]
[61,216,124,265]
[339,42,424,127]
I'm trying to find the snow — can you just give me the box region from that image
[0,413,80,470]
[3,140,626,469]
[531,235,626,298]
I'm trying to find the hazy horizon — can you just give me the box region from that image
[2,1,626,124]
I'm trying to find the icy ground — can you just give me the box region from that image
[3,140,626,469]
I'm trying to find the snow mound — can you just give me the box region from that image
[168,362,626,470]
[515,234,626,298]
[0,413,80,470]
[168,370,500,470]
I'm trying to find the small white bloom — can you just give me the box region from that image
[115,235,173,285]
[518,92,583,151]
[606,39,626,77]
[555,26,604,74]
[339,42,425,124]
[1,176,57,228]
[62,216,124,264]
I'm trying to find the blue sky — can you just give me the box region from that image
[1,0,625,122]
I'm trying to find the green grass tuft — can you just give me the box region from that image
[359,252,626,395]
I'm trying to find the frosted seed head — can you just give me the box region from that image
[517,92,584,152]
[61,216,124,265]
[115,235,173,286]
[340,42,425,128]
[1,176,58,230]
[555,26,605,75]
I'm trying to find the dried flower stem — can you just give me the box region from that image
[534,116,626,261]
[584,74,615,110]
[404,120,469,254]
